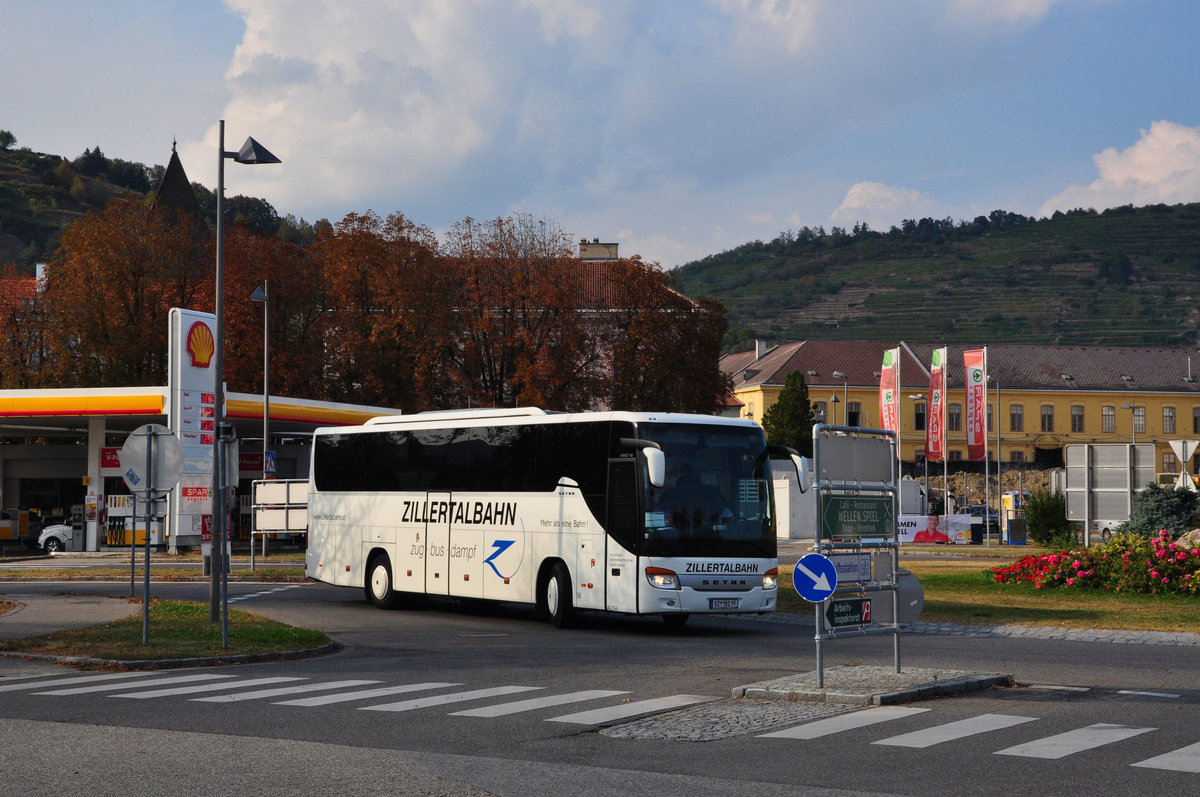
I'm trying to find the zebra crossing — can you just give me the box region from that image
[0,669,714,726]
[760,704,1197,772]
[3,669,1199,772]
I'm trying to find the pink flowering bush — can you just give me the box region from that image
[991,530,1200,595]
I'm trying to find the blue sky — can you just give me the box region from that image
[3,0,1198,268]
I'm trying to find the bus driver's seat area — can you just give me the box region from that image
[661,465,730,531]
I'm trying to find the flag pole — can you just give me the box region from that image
[984,346,990,547]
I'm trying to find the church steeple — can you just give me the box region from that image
[150,144,201,218]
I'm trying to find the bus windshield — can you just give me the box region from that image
[637,422,775,558]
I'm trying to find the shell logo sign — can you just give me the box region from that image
[186,321,215,368]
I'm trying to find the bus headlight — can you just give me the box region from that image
[645,567,680,590]
[763,567,778,590]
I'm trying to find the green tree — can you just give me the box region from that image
[761,371,813,455]
[0,130,14,150]
[1123,483,1200,538]
[1025,489,1075,546]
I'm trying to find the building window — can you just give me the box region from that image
[948,403,962,432]
[987,404,993,433]
[1194,407,1200,434]
[847,402,861,426]
[1041,405,1054,433]
[1011,450,1025,463]
[813,401,827,423]
[1164,452,1179,473]
[1164,406,1177,435]
[948,450,963,461]
[1133,406,1146,435]
[1103,405,1116,434]
[746,402,755,421]
[1010,404,1023,432]
[914,403,926,431]
[1071,406,1085,433]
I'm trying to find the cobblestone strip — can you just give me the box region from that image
[601,698,858,741]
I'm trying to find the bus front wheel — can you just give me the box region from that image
[366,554,399,609]
[543,562,575,628]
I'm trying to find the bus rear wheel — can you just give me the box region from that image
[543,562,575,628]
[366,554,399,609]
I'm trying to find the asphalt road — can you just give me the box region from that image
[2,579,1199,796]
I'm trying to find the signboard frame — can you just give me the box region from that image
[811,422,904,687]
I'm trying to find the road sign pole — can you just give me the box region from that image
[143,430,153,645]
[129,493,136,597]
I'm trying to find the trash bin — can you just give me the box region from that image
[970,521,983,545]
[1006,518,1027,545]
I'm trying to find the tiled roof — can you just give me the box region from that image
[723,340,927,389]
[722,340,1200,395]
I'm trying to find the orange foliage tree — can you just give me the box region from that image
[599,257,730,414]
[39,196,210,386]
[220,225,325,400]
[311,211,447,410]
[440,214,600,410]
[0,264,45,388]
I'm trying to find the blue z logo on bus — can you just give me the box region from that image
[485,538,521,579]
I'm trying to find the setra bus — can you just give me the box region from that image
[305,407,809,627]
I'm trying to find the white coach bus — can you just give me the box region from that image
[306,408,808,627]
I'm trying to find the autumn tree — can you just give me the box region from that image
[40,196,210,386]
[602,257,730,414]
[312,211,445,409]
[220,224,325,400]
[440,214,598,410]
[0,264,46,388]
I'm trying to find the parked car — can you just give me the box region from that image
[967,504,1000,527]
[38,521,77,553]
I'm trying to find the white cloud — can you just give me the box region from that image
[830,182,938,230]
[944,0,1061,28]
[1038,121,1200,217]
[710,0,820,54]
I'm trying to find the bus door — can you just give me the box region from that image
[424,491,451,595]
[604,459,639,613]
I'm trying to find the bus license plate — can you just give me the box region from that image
[709,598,739,610]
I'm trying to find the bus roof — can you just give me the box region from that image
[338,407,758,434]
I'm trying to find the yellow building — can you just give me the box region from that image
[721,341,1200,475]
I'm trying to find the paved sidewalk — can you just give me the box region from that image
[0,593,140,641]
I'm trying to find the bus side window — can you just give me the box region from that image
[606,459,639,551]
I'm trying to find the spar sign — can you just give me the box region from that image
[879,347,899,438]
[964,348,987,461]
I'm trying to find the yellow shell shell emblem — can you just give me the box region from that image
[186,321,215,368]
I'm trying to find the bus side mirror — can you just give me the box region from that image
[794,454,812,493]
[644,448,665,488]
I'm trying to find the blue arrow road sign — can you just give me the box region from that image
[793,553,838,603]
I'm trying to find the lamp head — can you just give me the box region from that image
[235,137,281,165]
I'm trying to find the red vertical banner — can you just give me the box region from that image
[879,347,900,437]
[926,347,946,461]
[964,348,987,461]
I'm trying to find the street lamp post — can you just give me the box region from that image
[210,120,280,636]
[250,280,270,564]
[833,371,849,424]
[1121,402,1137,445]
[909,394,928,507]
